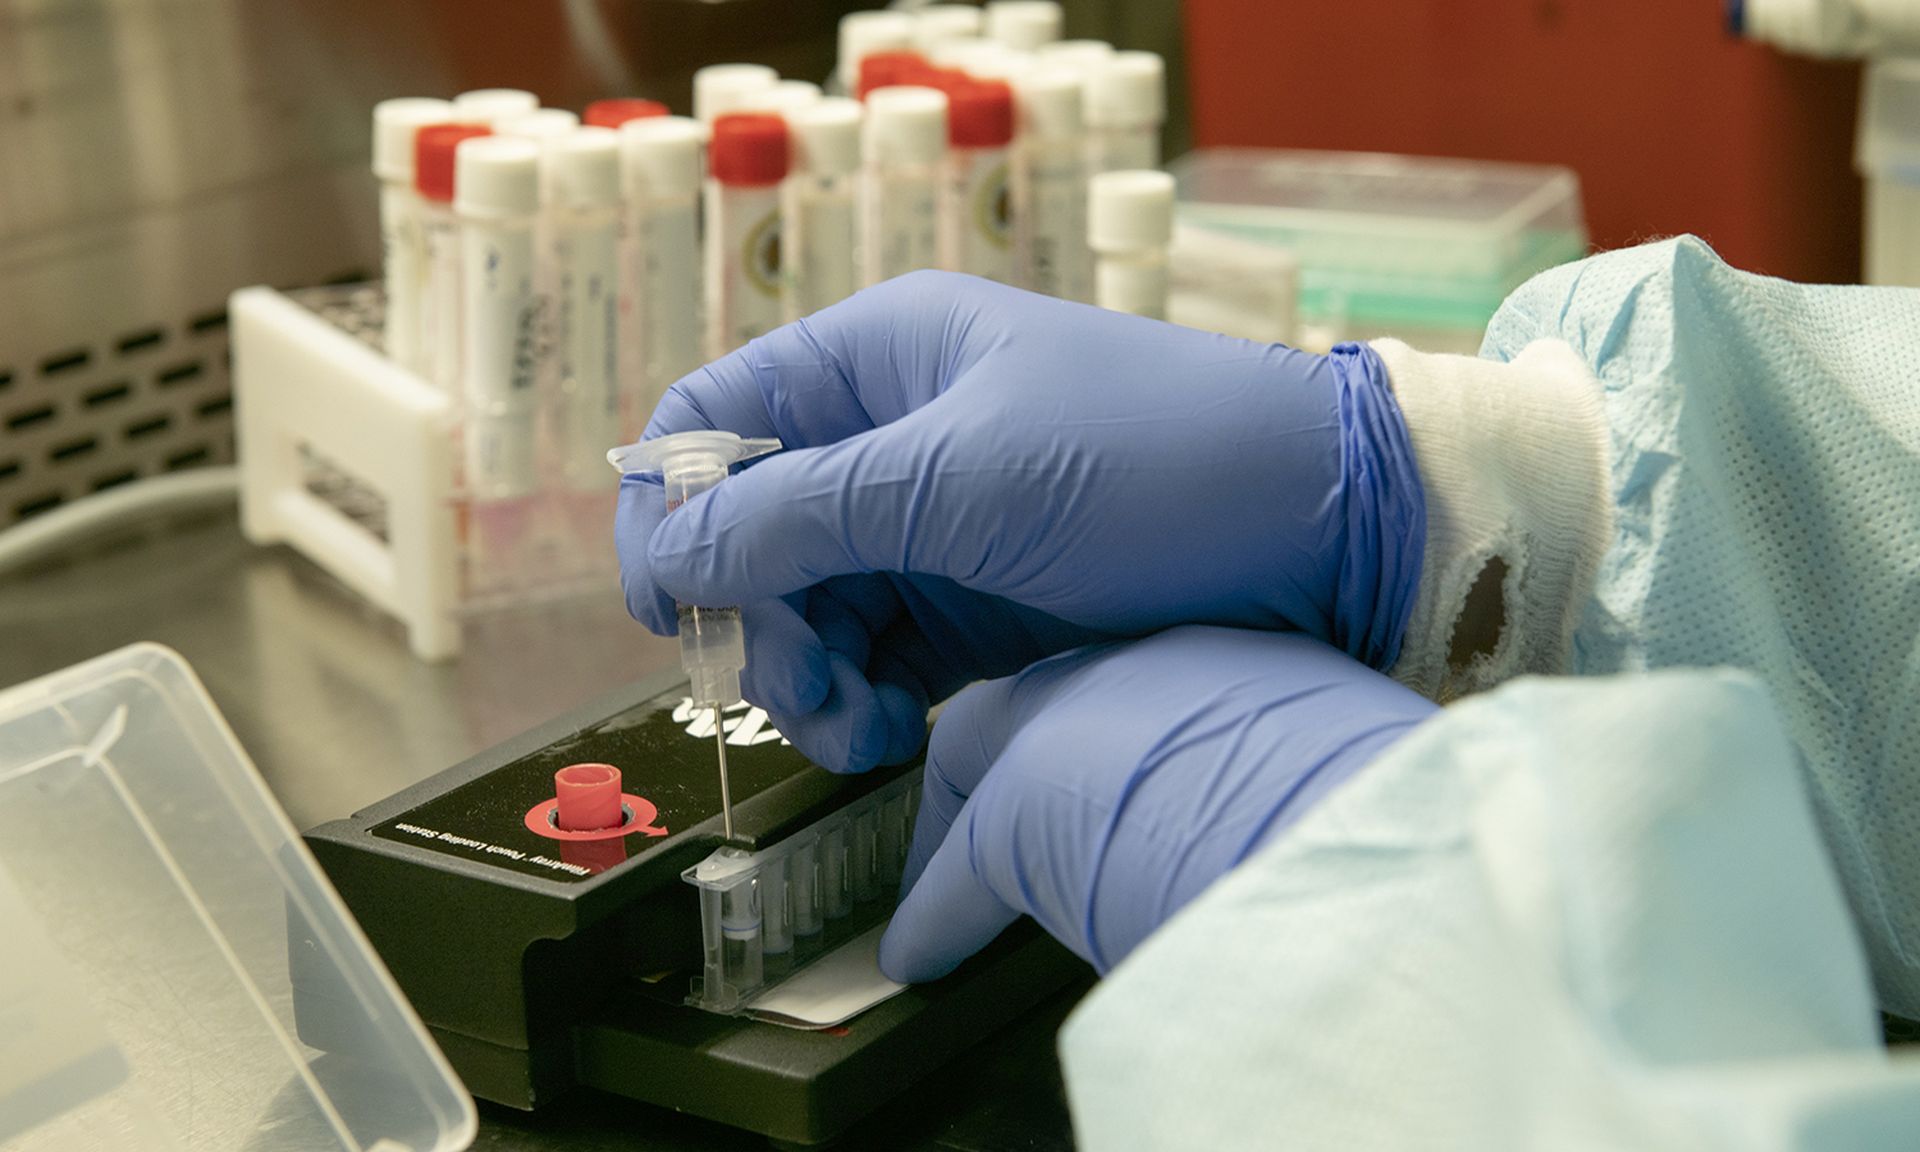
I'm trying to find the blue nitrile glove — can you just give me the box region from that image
[878,626,1440,981]
[616,272,1426,772]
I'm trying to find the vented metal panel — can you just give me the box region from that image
[0,0,400,528]
[1,301,235,518]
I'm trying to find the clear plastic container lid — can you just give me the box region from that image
[1170,148,1587,334]
[0,643,475,1152]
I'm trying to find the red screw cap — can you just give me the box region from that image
[709,113,791,186]
[415,123,492,202]
[554,763,625,832]
[858,50,933,99]
[583,98,670,129]
[947,79,1014,148]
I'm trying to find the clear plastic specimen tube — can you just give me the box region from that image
[455,135,542,498]
[705,113,791,359]
[609,431,782,838]
[784,97,863,320]
[861,85,949,286]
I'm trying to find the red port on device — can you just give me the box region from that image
[555,763,623,831]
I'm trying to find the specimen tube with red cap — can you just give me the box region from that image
[941,79,1016,283]
[414,122,492,394]
[582,98,668,131]
[704,113,791,360]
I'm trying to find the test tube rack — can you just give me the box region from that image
[231,282,613,661]
[684,766,921,1015]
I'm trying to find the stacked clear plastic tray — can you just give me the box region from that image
[683,768,922,1014]
[1171,148,1588,351]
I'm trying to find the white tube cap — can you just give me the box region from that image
[916,5,984,49]
[1014,68,1084,138]
[790,97,863,177]
[774,78,824,107]
[372,97,455,183]
[930,37,991,67]
[455,136,540,218]
[452,89,540,122]
[986,1,1063,51]
[863,86,949,167]
[493,108,581,140]
[947,44,1035,81]
[738,78,823,117]
[1087,51,1166,129]
[620,115,706,201]
[693,63,779,123]
[1037,39,1114,75]
[1089,170,1175,253]
[838,11,916,90]
[546,125,620,209]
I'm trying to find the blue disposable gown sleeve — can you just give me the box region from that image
[1479,236,1920,1017]
[1059,670,1920,1152]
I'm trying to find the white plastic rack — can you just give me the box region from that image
[232,282,614,661]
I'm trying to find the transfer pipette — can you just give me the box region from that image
[610,431,782,840]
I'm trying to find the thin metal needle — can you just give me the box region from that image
[713,704,734,841]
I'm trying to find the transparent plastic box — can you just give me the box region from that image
[683,768,921,1015]
[1171,148,1587,351]
[1856,57,1920,287]
[0,644,475,1152]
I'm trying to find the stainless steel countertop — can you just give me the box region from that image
[0,507,1080,1152]
[0,507,682,831]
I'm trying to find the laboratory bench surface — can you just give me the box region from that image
[0,507,1084,1152]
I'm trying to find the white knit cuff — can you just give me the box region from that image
[1372,337,1613,701]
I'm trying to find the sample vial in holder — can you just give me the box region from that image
[452,88,541,124]
[1013,69,1093,301]
[493,108,581,143]
[544,127,623,490]
[915,4,984,50]
[857,49,933,100]
[1036,38,1114,77]
[837,10,916,95]
[414,123,493,395]
[985,0,1064,51]
[693,63,778,123]
[373,98,455,376]
[582,98,668,130]
[861,86,949,287]
[704,113,791,360]
[455,135,543,501]
[743,79,824,117]
[682,766,924,1015]
[619,116,706,436]
[1089,169,1175,320]
[1086,51,1166,174]
[784,98,864,321]
[931,38,1031,79]
[941,79,1016,283]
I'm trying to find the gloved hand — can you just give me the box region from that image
[877,625,1439,981]
[617,272,1426,772]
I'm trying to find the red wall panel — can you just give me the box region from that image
[1184,1,1863,283]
